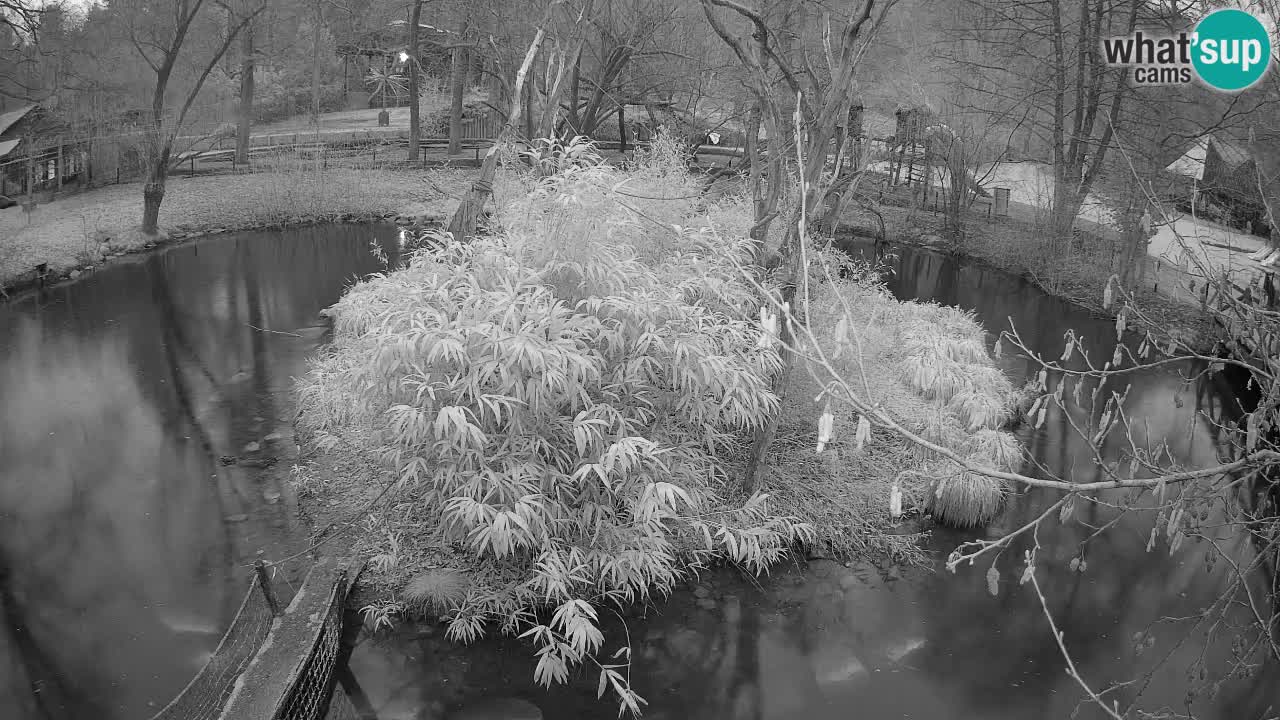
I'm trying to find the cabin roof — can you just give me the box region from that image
[0,104,36,138]
[0,138,19,159]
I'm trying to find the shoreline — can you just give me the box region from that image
[0,167,471,299]
[852,228,1222,350]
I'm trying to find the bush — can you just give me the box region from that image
[298,137,811,711]
[251,84,346,125]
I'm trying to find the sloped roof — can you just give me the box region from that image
[863,111,896,139]
[1166,133,1257,179]
[1166,139,1206,179]
[0,138,20,159]
[0,105,36,138]
[1210,135,1251,168]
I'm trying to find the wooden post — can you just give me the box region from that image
[56,138,64,191]
[254,559,282,616]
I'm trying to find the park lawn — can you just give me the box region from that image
[0,167,473,289]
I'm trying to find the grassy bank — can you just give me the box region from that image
[0,166,474,292]
[286,138,1022,707]
[841,194,1220,345]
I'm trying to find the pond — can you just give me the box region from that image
[1,227,1276,720]
[0,224,402,720]
[342,239,1280,720]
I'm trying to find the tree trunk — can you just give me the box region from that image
[523,73,534,141]
[407,0,423,160]
[310,0,322,126]
[567,52,581,134]
[617,105,627,153]
[142,162,167,235]
[234,19,255,165]
[447,45,466,155]
[448,25,549,242]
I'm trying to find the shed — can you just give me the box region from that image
[0,104,88,198]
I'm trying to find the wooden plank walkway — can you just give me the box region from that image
[217,556,361,720]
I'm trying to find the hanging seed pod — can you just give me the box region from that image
[1115,310,1127,340]
[1247,411,1259,452]
[1069,557,1080,572]
[1028,395,1044,418]
[1060,336,1075,362]
[1156,479,1167,501]
[1169,530,1185,555]
[986,565,1000,597]
[816,403,835,453]
[1020,563,1035,585]
[1128,456,1140,477]
[1146,526,1158,553]
[854,414,871,452]
[1167,507,1184,538]
[1038,369,1048,392]
[993,337,1003,359]
[1059,496,1075,523]
[1035,405,1048,429]
[1166,337,1178,355]
[1112,345,1124,367]
[1054,379,1065,403]
[889,482,903,520]
[1103,279,1114,310]
[1174,392,1184,409]
[1072,380,1083,406]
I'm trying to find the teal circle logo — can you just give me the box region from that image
[1192,9,1272,91]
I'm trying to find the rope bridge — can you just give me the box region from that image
[146,557,367,720]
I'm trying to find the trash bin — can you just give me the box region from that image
[993,187,1011,217]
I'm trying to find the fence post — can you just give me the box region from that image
[254,559,282,616]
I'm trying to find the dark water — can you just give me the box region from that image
[0,224,401,720]
[344,241,1280,720]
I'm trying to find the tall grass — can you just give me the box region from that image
[767,251,1022,537]
[297,135,810,711]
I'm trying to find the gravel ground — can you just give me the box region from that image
[0,167,474,289]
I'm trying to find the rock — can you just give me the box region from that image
[69,270,81,280]
[263,489,282,504]
[263,431,286,443]
[448,697,543,720]
[219,455,237,465]
[230,371,251,383]
[293,326,328,341]
[838,573,859,590]
[239,456,278,469]
[242,441,261,453]
[225,514,249,523]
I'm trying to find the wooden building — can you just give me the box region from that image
[0,104,89,199]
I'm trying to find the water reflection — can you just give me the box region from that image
[344,241,1280,720]
[0,225,400,720]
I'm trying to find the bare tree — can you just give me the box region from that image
[115,0,265,234]
[701,0,895,491]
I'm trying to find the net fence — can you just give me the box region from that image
[147,573,276,720]
[145,563,361,720]
[272,572,350,720]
